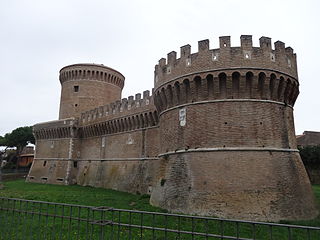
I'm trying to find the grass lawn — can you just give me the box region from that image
[0,179,162,212]
[0,180,320,239]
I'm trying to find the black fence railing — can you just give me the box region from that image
[1,167,30,174]
[0,197,319,239]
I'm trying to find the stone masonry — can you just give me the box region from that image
[27,35,318,221]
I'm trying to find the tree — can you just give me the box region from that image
[0,126,35,189]
[0,136,5,146]
[1,126,35,152]
[299,145,320,165]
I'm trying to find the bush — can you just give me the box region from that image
[299,145,320,165]
[2,161,16,169]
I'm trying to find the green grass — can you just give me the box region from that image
[0,180,320,239]
[0,179,162,212]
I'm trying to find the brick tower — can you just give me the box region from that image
[59,63,125,119]
[150,35,317,221]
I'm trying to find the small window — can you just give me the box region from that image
[244,51,251,59]
[74,86,79,92]
[270,53,275,62]
[43,161,47,167]
[186,58,191,66]
[167,66,171,74]
[73,161,78,168]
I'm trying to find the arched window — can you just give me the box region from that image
[283,78,292,104]
[136,115,141,129]
[269,74,276,100]
[144,113,149,127]
[153,111,159,124]
[206,74,214,98]
[277,77,285,101]
[131,117,136,130]
[149,112,155,126]
[183,79,191,103]
[232,72,240,98]
[245,72,253,98]
[174,81,181,105]
[194,76,202,101]
[120,119,124,132]
[167,85,173,107]
[155,92,163,112]
[218,72,227,98]
[161,88,167,109]
[258,72,266,99]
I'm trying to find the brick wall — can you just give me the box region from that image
[29,35,318,222]
[151,36,317,221]
[59,64,124,119]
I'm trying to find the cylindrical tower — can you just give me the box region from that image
[58,63,125,119]
[150,35,317,221]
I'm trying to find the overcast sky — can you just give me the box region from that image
[1,0,319,136]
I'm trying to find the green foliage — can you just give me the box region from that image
[2,158,17,169]
[0,126,34,152]
[0,136,6,146]
[299,145,320,165]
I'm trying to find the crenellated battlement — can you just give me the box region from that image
[154,35,298,89]
[79,90,156,126]
[33,118,78,140]
[33,89,158,140]
[59,63,125,89]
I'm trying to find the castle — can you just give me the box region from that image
[28,35,318,221]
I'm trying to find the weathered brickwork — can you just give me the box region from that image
[150,151,314,221]
[28,35,317,221]
[59,64,124,119]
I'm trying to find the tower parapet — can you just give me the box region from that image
[150,35,317,221]
[59,63,125,89]
[33,118,77,140]
[154,36,299,114]
[33,90,158,140]
[154,36,297,89]
[59,63,125,119]
[80,90,155,126]
[79,90,158,138]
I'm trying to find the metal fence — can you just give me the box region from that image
[0,197,319,240]
[1,168,30,174]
